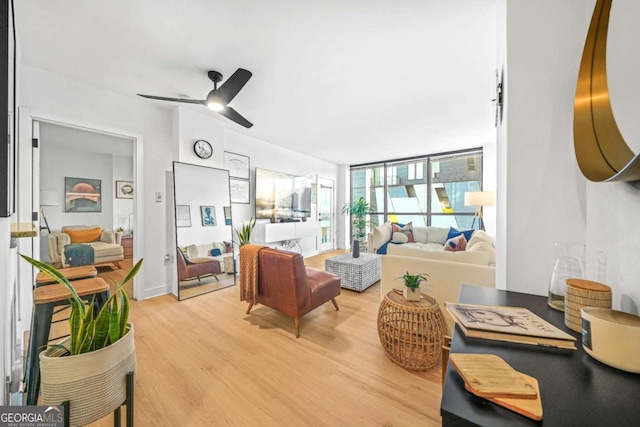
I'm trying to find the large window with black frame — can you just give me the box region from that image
[349,149,482,238]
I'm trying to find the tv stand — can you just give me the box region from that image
[253,222,319,244]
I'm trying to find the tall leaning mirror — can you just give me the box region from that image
[173,161,235,300]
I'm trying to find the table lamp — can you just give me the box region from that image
[464,191,495,231]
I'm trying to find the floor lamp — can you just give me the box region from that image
[40,191,59,233]
[464,191,495,231]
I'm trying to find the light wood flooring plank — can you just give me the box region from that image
[82,250,443,426]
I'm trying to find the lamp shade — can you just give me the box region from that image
[40,191,59,206]
[464,191,495,207]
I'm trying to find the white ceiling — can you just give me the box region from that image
[15,0,497,165]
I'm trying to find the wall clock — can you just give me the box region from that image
[194,139,213,159]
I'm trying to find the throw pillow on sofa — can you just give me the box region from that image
[210,248,222,256]
[391,232,409,244]
[444,234,467,252]
[392,222,415,243]
[447,227,474,243]
[66,226,102,243]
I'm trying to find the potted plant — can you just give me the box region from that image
[397,271,429,301]
[234,217,256,247]
[20,254,142,426]
[342,197,374,256]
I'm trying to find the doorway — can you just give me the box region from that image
[318,176,335,252]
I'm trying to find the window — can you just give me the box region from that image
[349,149,482,237]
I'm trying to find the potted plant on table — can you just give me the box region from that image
[397,271,429,301]
[342,197,374,256]
[20,254,142,426]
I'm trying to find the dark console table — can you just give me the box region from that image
[441,285,640,426]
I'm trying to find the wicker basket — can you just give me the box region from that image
[40,324,136,426]
[377,292,445,370]
[565,279,611,332]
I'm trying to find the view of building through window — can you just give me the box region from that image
[350,149,482,237]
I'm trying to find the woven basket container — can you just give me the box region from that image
[40,324,136,427]
[564,279,611,332]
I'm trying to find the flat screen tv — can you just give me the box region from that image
[255,168,312,219]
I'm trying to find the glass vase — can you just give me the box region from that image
[548,243,585,311]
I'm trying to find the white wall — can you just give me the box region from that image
[584,0,640,314]
[20,64,174,299]
[40,145,114,230]
[499,0,640,314]
[499,0,588,296]
[113,154,134,233]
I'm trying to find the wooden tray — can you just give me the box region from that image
[465,372,543,421]
[449,353,537,399]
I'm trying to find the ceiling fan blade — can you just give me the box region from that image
[137,94,205,105]
[214,68,252,104]
[219,106,253,128]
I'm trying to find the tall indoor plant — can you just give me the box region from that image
[21,254,142,425]
[342,197,374,254]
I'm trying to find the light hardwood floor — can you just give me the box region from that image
[86,250,444,426]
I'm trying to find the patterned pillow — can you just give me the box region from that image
[447,227,474,243]
[392,222,415,243]
[444,235,467,252]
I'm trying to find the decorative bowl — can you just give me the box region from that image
[581,307,640,373]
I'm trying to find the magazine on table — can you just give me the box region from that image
[445,302,577,350]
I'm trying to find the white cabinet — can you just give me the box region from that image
[253,222,320,244]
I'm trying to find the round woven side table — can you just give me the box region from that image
[377,290,446,370]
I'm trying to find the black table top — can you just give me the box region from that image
[440,285,640,427]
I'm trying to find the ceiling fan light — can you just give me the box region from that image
[207,101,225,112]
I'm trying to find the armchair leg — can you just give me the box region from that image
[246,303,254,314]
[295,318,300,338]
[114,261,122,269]
[213,274,219,282]
[331,298,339,311]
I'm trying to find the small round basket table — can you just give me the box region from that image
[377,291,446,370]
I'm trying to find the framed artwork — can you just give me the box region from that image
[224,151,250,180]
[65,177,102,212]
[200,205,217,226]
[230,179,250,204]
[223,206,231,225]
[116,180,134,199]
[176,205,191,227]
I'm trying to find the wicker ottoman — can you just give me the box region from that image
[377,291,446,370]
[325,252,381,292]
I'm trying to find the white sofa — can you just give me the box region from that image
[183,242,234,273]
[48,225,124,268]
[372,224,497,334]
[367,223,452,254]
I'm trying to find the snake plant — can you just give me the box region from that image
[234,217,256,246]
[20,254,143,356]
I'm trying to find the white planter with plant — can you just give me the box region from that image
[21,255,142,426]
[397,271,429,302]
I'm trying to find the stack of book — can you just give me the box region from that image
[445,302,577,350]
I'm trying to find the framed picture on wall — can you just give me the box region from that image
[224,151,250,180]
[65,177,102,212]
[224,206,231,225]
[230,179,250,204]
[116,180,134,199]
[176,205,191,227]
[200,205,216,226]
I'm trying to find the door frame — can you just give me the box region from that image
[317,175,335,252]
[21,108,145,300]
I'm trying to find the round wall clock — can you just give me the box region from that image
[194,140,213,159]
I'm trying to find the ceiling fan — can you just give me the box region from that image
[137,68,253,128]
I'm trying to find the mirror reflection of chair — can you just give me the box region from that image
[176,247,220,282]
[242,246,341,338]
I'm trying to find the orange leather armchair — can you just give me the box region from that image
[248,247,341,337]
[177,247,221,282]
